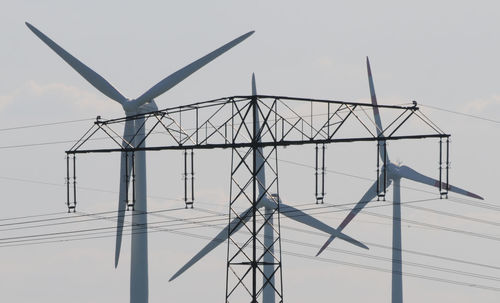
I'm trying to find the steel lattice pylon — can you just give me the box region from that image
[65,95,450,302]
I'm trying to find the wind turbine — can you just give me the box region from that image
[316,57,484,303]
[169,74,369,303]
[26,22,254,303]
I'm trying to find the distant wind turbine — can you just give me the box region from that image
[169,74,368,303]
[26,22,254,303]
[316,57,483,303]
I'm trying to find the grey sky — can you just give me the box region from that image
[0,1,499,302]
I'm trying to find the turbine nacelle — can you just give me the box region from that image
[385,162,401,179]
[259,193,280,210]
[123,99,159,116]
[270,193,280,202]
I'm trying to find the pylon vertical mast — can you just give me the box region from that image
[252,94,258,303]
[225,97,283,302]
[263,208,275,303]
[251,73,279,303]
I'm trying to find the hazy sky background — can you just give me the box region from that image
[0,1,499,302]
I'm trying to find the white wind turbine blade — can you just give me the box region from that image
[131,31,255,109]
[398,165,484,200]
[253,73,267,199]
[169,207,253,281]
[367,56,390,162]
[276,202,368,250]
[115,119,135,267]
[252,74,274,302]
[252,73,257,96]
[25,22,128,105]
[316,179,391,256]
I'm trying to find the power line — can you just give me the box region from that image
[2,204,499,290]
[1,196,498,243]
[284,251,500,292]
[2,197,499,263]
[0,139,83,150]
[0,118,95,132]
[281,224,500,272]
[5,208,500,285]
[330,200,500,242]
[0,196,481,233]
[448,197,500,212]
[0,210,68,222]
[420,103,500,125]
[403,204,500,227]
[0,207,187,231]
[0,170,496,262]
[283,239,500,282]
[1,209,499,292]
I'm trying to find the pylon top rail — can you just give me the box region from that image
[66,95,449,154]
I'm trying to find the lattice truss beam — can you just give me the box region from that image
[66,95,448,154]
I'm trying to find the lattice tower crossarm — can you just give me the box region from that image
[66,95,449,155]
